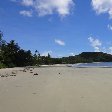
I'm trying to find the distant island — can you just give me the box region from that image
[0,31,112,68]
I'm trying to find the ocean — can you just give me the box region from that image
[71,62,112,68]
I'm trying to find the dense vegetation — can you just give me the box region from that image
[0,31,112,68]
[61,52,112,64]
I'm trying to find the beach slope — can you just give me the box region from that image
[0,67,112,112]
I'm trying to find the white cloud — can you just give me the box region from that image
[108,24,112,31]
[41,50,52,56]
[34,0,74,17]
[19,10,33,17]
[55,39,65,46]
[88,36,112,54]
[12,0,74,17]
[88,37,102,52]
[21,0,34,6]
[92,0,112,19]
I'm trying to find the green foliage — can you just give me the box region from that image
[79,52,112,62]
[0,32,35,68]
[0,62,6,69]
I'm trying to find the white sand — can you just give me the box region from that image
[0,67,112,112]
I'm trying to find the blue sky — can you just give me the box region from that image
[0,0,112,57]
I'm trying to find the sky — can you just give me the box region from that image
[0,0,112,57]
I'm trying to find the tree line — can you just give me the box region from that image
[0,31,62,68]
[1,31,112,68]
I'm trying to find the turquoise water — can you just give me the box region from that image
[72,62,112,68]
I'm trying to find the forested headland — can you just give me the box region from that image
[1,31,112,68]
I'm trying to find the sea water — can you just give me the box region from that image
[72,62,112,68]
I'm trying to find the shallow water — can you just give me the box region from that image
[72,62,112,68]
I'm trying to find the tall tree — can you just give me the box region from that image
[1,40,20,67]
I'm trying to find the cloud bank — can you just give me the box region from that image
[13,0,74,17]
[92,0,112,19]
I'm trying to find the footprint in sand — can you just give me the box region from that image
[80,96,84,99]
[15,85,22,87]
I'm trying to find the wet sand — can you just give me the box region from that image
[0,67,112,112]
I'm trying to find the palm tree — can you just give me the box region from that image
[34,50,41,66]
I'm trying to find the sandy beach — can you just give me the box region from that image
[0,66,112,112]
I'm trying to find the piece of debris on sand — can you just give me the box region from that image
[12,71,17,74]
[23,69,27,72]
[33,73,38,76]
[1,73,9,77]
